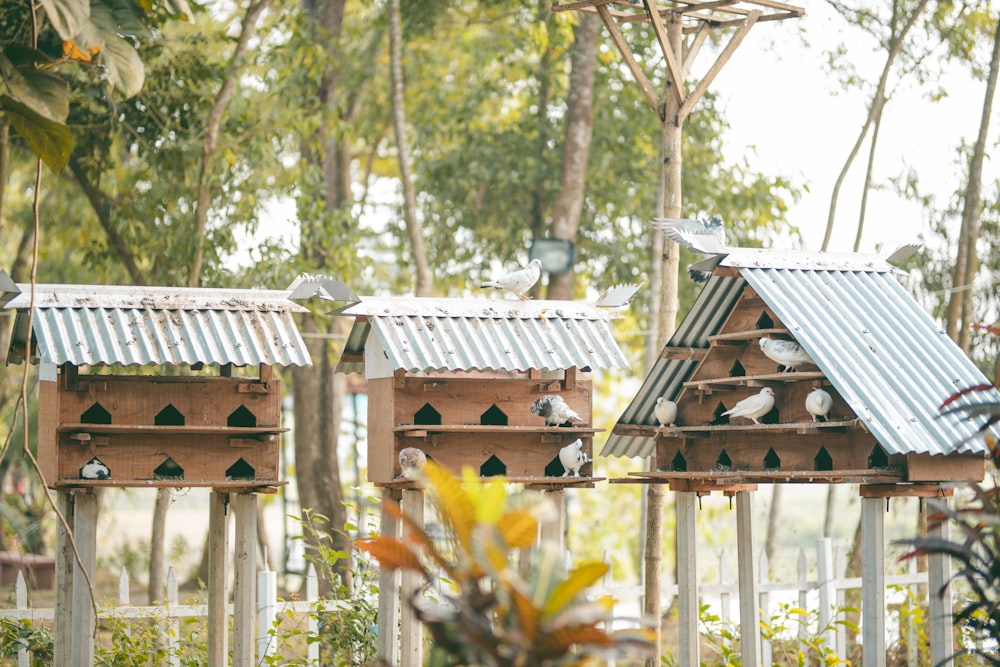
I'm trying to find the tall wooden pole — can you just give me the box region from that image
[207,491,230,667]
[233,493,258,667]
[70,490,98,666]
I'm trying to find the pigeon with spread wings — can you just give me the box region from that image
[652,215,728,281]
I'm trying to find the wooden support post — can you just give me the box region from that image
[927,497,953,666]
[400,489,424,667]
[377,489,401,666]
[54,491,74,667]
[861,496,886,667]
[736,490,761,667]
[540,490,565,552]
[208,491,230,667]
[71,490,98,667]
[816,537,836,650]
[676,491,699,667]
[233,493,258,667]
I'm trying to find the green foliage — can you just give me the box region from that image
[0,618,53,666]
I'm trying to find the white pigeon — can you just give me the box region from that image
[530,395,584,426]
[653,396,677,428]
[558,438,591,477]
[805,388,833,422]
[398,447,427,480]
[722,387,775,425]
[80,457,110,480]
[479,259,542,300]
[759,337,815,372]
[652,215,728,281]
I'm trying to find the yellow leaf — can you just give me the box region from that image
[510,586,543,641]
[543,562,609,619]
[498,510,538,549]
[423,461,475,549]
[62,40,99,64]
[355,536,427,575]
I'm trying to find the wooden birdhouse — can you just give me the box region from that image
[333,295,631,486]
[606,248,996,488]
[2,281,312,490]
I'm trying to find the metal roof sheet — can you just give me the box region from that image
[335,296,629,375]
[603,262,999,459]
[5,284,312,367]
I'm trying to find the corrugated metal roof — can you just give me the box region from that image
[603,254,999,459]
[335,296,629,375]
[5,284,312,367]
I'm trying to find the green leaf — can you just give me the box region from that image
[0,95,72,173]
[0,47,69,122]
[39,0,90,40]
[71,1,146,98]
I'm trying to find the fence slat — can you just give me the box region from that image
[15,571,28,667]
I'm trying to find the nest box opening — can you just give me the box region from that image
[480,455,506,477]
[868,446,889,469]
[226,458,256,481]
[414,403,441,426]
[79,456,110,480]
[480,405,508,426]
[763,448,781,471]
[710,402,730,426]
[155,404,185,426]
[728,360,746,377]
[81,403,112,425]
[228,405,257,428]
[761,405,779,425]
[756,312,774,329]
[715,450,732,471]
[671,451,687,472]
[814,447,833,471]
[153,457,184,481]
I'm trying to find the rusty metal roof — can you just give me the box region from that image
[4,283,312,367]
[334,296,630,376]
[603,250,999,459]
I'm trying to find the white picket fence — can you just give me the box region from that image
[0,538,978,666]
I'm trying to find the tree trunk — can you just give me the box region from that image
[388,0,432,297]
[852,111,883,251]
[546,13,599,301]
[946,16,1000,348]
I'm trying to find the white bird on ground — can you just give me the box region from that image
[80,457,110,480]
[398,447,427,480]
[654,396,677,428]
[530,395,584,426]
[759,337,815,372]
[479,259,542,300]
[722,387,775,425]
[805,388,833,422]
[558,439,591,477]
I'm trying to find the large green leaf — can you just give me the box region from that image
[0,95,72,173]
[71,2,146,99]
[0,46,70,123]
[39,0,90,40]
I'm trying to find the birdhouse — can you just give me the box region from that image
[605,248,996,489]
[2,281,312,489]
[333,295,631,486]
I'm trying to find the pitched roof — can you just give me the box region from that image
[3,283,312,367]
[603,249,999,459]
[334,296,629,376]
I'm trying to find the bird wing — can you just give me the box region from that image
[652,218,728,254]
[594,283,642,309]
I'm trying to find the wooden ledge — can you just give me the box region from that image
[625,468,905,485]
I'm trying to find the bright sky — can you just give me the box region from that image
[706,2,998,254]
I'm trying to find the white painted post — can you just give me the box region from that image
[71,490,98,667]
[905,556,918,667]
[834,546,847,659]
[400,489,424,667]
[15,571,28,667]
[926,496,953,666]
[233,493,258,667]
[166,566,180,667]
[257,556,278,664]
[796,548,808,647]
[816,537,836,652]
[118,567,130,605]
[736,490,760,667]
[208,491,229,667]
[861,496,886,667]
[759,551,771,667]
[54,491,74,667]
[676,491,699,667]
[377,489,400,666]
[718,550,731,644]
[305,563,319,666]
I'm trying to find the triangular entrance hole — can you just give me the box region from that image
[814,447,833,472]
[414,403,441,426]
[671,451,687,473]
[81,403,112,425]
[155,404,185,426]
[763,448,781,471]
[480,405,508,426]
[728,360,746,377]
[868,446,889,470]
[480,455,506,477]
[715,450,732,471]
[154,457,184,481]
[228,405,257,428]
[756,312,774,329]
[226,458,256,481]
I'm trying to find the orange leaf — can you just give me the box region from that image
[356,537,428,576]
[62,40,99,64]
[498,510,538,549]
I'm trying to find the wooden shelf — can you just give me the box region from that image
[625,468,904,485]
[58,424,288,436]
[707,328,789,345]
[378,476,605,490]
[393,424,603,437]
[683,371,826,392]
[52,479,287,491]
[614,419,860,439]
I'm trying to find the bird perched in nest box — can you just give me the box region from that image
[654,396,677,429]
[759,337,815,373]
[722,387,775,425]
[80,457,110,480]
[558,439,591,477]
[530,395,584,427]
[806,388,833,422]
[398,447,427,480]
[479,259,541,300]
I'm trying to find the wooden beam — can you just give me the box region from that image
[70,490,97,667]
[677,9,761,124]
[736,491,761,667]
[926,497,953,665]
[232,493,257,667]
[644,1,686,108]
[207,492,229,667]
[861,497,886,667]
[859,484,955,498]
[596,4,664,119]
[660,346,708,360]
[400,490,424,667]
[54,491,74,667]
[676,492,699,667]
[377,488,401,666]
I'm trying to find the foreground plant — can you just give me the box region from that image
[356,462,656,666]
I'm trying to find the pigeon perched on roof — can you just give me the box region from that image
[530,395,584,426]
[558,438,591,477]
[479,259,542,300]
[722,387,775,425]
[654,396,677,428]
[80,457,110,480]
[759,337,815,373]
[398,447,427,480]
[805,388,832,422]
[652,215,728,281]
